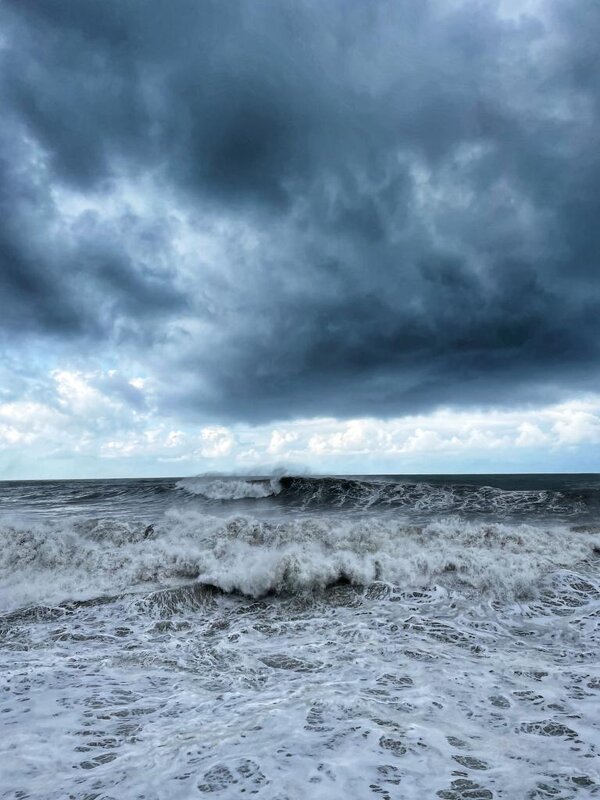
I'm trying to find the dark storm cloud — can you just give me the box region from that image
[0,116,187,341]
[1,0,599,421]
[0,145,88,336]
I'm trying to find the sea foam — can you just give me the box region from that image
[1,510,597,611]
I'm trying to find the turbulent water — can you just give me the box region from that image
[1,474,599,799]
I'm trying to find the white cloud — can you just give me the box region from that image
[400,428,449,454]
[198,426,234,458]
[0,400,69,448]
[552,410,600,446]
[268,429,299,454]
[515,422,549,447]
[309,420,378,455]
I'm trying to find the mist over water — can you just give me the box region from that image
[2,474,600,798]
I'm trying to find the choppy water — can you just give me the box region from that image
[1,474,599,799]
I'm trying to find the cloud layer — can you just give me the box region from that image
[2,367,600,478]
[0,1,599,474]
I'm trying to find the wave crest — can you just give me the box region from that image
[176,478,281,500]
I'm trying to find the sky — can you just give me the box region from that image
[0,0,599,479]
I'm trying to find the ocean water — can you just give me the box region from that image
[1,474,599,799]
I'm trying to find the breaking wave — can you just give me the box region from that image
[176,477,281,500]
[1,510,598,612]
[174,475,588,515]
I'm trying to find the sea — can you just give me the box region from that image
[1,473,599,799]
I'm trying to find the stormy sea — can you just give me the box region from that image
[1,474,599,799]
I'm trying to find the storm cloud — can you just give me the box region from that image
[1,0,599,425]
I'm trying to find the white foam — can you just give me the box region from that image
[2,566,599,800]
[176,477,282,500]
[0,510,597,611]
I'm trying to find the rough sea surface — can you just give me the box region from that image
[1,474,599,799]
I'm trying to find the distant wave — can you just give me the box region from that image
[1,510,598,611]
[12,475,590,517]
[175,474,588,515]
[276,476,589,514]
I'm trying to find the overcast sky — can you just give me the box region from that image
[1,0,599,478]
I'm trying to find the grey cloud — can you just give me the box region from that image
[0,147,89,336]
[0,120,188,344]
[1,0,599,423]
[92,373,147,410]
